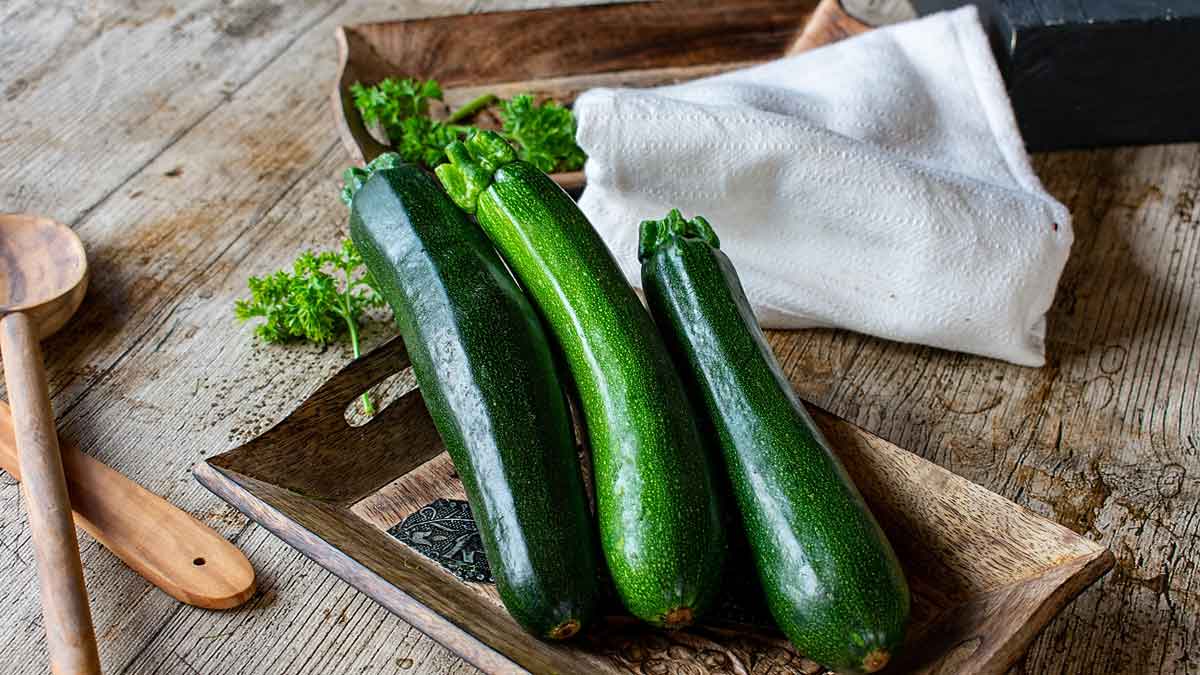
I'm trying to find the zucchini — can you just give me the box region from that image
[344,154,599,640]
[435,133,726,628]
[638,210,910,673]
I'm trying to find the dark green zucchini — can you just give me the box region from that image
[344,154,598,640]
[435,133,725,629]
[639,210,910,673]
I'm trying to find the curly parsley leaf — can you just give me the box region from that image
[351,77,443,134]
[235,239,387,413]
[397,117,462,169]
[499,94,586,173]
[351,78,586,174]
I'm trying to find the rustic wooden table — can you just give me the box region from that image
[1,1,1196,673]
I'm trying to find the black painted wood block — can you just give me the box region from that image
[911,0,1200,150]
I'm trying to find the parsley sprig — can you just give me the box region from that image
[235,239,386,414]
[350,77,586,173]
[351,77,443,129]
[396,116,462,170]
[352,77,467,169]
[500,94,585,173]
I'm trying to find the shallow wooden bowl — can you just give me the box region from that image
[196,336,1112,674]
[331,0,838,191]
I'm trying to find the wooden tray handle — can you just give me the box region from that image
[245,336,418,450]
[296,336,411,432]
[332,26,389,166]
[787,0,874,55]
[209,337,441,505]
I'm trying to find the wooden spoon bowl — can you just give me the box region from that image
[0,213,88,340]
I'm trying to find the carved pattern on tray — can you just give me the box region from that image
[387,498,829,673]
[388,498,493,583]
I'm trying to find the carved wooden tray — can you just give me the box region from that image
[195,336,1112,674]
[331,0,851,192]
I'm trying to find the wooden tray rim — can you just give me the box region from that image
[330,24,587,190]
[195,457,1113,675]
[194,461,525,673]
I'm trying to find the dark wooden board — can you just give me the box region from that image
[911,0,1200,150]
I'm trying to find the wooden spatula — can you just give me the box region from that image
[0,214,254,617]
[0,402,256,610]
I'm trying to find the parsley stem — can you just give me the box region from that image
[446,93,498,124]
[342,294,375,417]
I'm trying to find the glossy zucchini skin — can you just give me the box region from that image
[435,135,726,628]
[348,161,598,640]
[639,211,910,673]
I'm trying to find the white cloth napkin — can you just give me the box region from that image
[574,6,1072,366]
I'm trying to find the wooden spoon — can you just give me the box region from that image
[0,213,100,674]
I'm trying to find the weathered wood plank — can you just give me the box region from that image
[123,525,480,675]
[1,0,1198,673]
[0,0,346,225]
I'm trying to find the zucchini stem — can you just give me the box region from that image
[341,152,404,206]
[446,93,498,124]
[637,209,720,262]
[435,130,516,213]
[862,648,891,673]
[546,618,581,641]
[660,606,695,630]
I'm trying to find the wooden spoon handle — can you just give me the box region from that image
[0,311,101,675]
[0,404,256,611]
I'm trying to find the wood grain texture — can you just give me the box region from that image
[1,313,100,675]
[0,0,1197,673]
[0,401,256,610]
[0,0,350,226]
[341,0,818,88]
[0,214,89,340]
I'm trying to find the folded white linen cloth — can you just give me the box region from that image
[574,6,1072,366]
